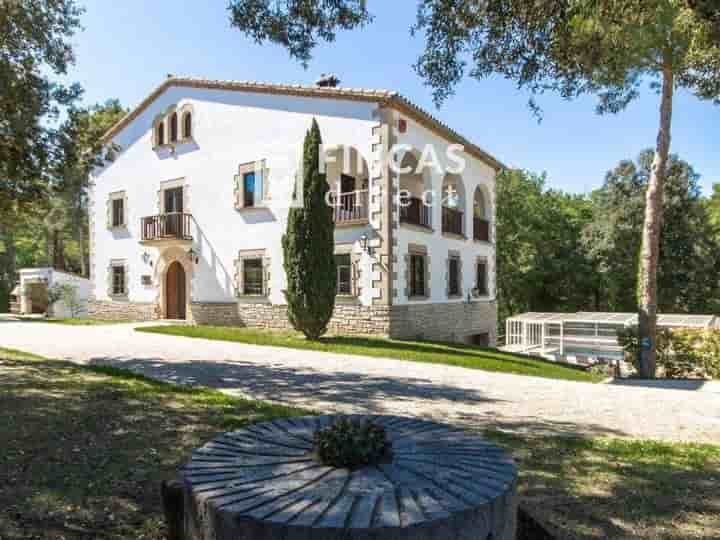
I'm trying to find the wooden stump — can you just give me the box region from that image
[179,415,518,540]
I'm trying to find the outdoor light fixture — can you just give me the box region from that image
[187,247,199,264]
[359,234,374,256]
[142,251,153,266]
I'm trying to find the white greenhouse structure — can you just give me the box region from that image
[504,311,718,364]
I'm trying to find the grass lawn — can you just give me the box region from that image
[2,347,717,539]
[136,325,603,383]
[0,347,307,539]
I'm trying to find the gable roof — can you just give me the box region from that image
[101,76,505,171]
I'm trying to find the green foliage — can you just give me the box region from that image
[314,418,392,470]
[583,151,720,314]
[0,0,83,214]
[227,0,372,66]
[496,169,598,328]
[618,326,720,378]
[282,119,336,340]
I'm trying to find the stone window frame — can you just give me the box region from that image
[334,243,360,298]
[473,256,490,298]
[234,160,269,210]
[108,259,129,299]
[234,249,271,298]
[107,191,128,230]
[157,178,189,214]
[446,250,463,299]
[404,243,431,301]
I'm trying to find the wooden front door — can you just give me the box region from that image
[165,261,186,320]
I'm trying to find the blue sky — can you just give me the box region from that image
[68,0,719,195]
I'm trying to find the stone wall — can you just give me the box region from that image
[87,299,158,321]
[389,300,497,345]
[190,302,241,326]
[190,300,392,337]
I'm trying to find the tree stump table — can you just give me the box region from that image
[175,415,518,540]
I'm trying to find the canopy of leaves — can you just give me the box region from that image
[582,150,720,313]
[496,169,598,326]
[228,0,372,65]
[414,0,720,110]
[0,0,83,213]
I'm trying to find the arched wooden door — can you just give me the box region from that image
[165,261,186,320]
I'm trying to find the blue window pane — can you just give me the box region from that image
[244,172,255,207]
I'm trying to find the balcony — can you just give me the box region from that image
[329,190,369,225]
[140,213,193,246]
[473,217,490,242]
[400,196,431,229]
[442,207,464,236]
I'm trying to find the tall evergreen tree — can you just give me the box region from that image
[282,119,336,340]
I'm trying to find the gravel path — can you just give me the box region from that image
[1,320,718,443]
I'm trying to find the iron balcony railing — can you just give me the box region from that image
[442,206,464,236]
[141,213,193,241]
[399,196,432,228]
[473,217,490,242]
[329,189,369,224]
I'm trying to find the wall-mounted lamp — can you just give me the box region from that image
[187,247,199,264]
[359,234,374,256]
[142,251,153,267]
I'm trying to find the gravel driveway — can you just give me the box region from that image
[1,320,719,443]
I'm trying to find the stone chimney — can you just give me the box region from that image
[315,74,341,88]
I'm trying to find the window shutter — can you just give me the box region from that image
[263,256,271,296]
[106,197,112,229]
[255,169,264,206]
[106,263,113,297]
[234,174,243,209]
[351,259,359,296]
[124,262,130,296]
[122,194,128,226]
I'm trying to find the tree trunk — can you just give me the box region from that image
[637,61,674,378]
[76,191,87,277]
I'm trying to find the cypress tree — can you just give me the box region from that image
[282,119,336,339]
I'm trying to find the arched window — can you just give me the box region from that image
[473,186,490,242]
[441,173,466,235]
[182,112,192,139]
[170,112,178,143]
[474,187,487,218]
[157,122,165,146]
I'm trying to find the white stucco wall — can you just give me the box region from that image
[18,268,91,317]
[91,85,381,306]
[391,111,497,305]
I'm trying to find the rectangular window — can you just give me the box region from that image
[112,265,125,296]
[335,254,352,295]
[476,260,488,295]
[243,172,256,208]
[448,257,460,296]
[409,254,426,297]
[112,198,124,227]
[243,258,264,295]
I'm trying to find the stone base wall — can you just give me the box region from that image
[89,297,496,345]
[389,300,498,345]
[88,299,158,321]
[190,301,392,337]
[191,302,241,326]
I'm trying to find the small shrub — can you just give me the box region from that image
[314,418,393,470]
[617,326,720,379]
[588,363,614,378]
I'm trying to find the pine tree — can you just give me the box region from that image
[282,119,336,339]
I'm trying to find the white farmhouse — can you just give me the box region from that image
[89,76,502,344]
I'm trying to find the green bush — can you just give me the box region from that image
[617,326,720,379]
[314,418,393,470]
